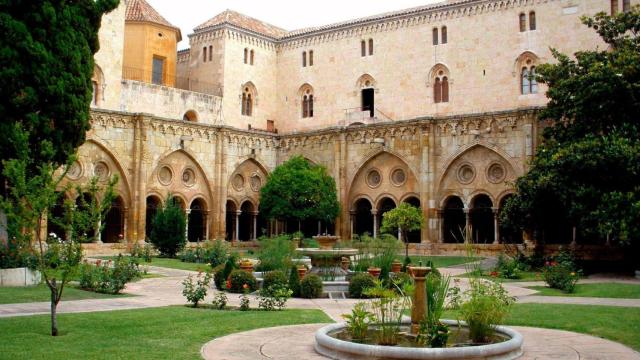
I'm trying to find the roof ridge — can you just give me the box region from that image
[126,0,181,37]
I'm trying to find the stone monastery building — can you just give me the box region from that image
[64,0,635,255]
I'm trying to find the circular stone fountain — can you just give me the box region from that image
[296,235,357,281]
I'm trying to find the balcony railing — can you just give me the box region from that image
[343,106,393,126]
[122,66,220,96]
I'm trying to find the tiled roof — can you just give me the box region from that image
[194,0,476,40]
[194,10,288,39]
[126,0,182,39]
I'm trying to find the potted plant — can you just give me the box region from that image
[367,267,381,278]
[297,264,307,278]
[239,259,254,273]
[391,260,402,273]
[341,257,350,271]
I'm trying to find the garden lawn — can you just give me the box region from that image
[457,270,541,282]
[444,303,640,351]
[0,306,331,360]
[0,284,130,304]
[528,283,640,298]
[410,256,481,268]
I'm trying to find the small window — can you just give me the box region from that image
[368,39,374,56]
[611,0,619,14]
[441,26,447,44]
[308,94,314,117]
[434,78,442,103]
[203,47,207,62]
[442,77,449,102]
[209,45,213,61]
[521,68,530,95]
[242,87,254,116]
[250,49,254,65]
[309,50,314,66]
[529,12,536,31]
[623,0,630,12]
[152,56,164,85]
[244,48,248,64]
[519,13,526,32]
[302,51,307,67]
[433,69,449,103]
[361,40,366,57]
[432,28,439,45]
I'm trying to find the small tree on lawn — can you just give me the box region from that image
[149,197,186,257]
[259,156,340,234]
[380,203,424,260]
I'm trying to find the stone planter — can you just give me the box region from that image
[341,257,350,271]
[315,319,524,360]
[0,267,41,287]
[297,266,307,279]
[367,267,381,278]
[391,261,402,273]
[313,235,340,250]
[239,261,254,273]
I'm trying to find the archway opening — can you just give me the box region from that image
[471,194,494,244]
[239,201,255,241]
[498,195,523,244]
[188,198,207,242]
[47,193,68,240]
[101,196,125,243]
[353,199,373,237]
[443,196,465,243]
[225,201,237,241]
[145,195,162,240]
[183,110,198,122]
[378,197,397,238]
[76,193,96,241]
[403,196,421,243]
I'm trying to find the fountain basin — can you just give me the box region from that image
[315,319,523,360]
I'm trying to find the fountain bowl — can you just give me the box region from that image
[313,235,341,250]
[315,319,523,360]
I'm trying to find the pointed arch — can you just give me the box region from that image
[81,139,132,205]
[356,73,377,89]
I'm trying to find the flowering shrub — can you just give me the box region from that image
[543,262,580,293]
[228,269,257,293]
[78,255,142,294]
[493,254,523,279]
[130,242,155,262]
[211,292,228,310]
[239,293,250,311]
[257,284,292,311]
[182,271,212,307]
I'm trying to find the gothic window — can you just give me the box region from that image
[302,51,307,67]
[244,48,248,64]
[529,12,536,30]
[203,47,207,62]
[611,0,619,14]
[241,87,254,116]
[250,49,254,65]
[521,68,530,94]
[361,40,366,57]
[519,13,526,32]
[300,87,314,118]
[368,39,374,55]
[521,64,538,94]
[433,69,449,103]
[309,50,314,66]
[441,26,448,44]
[432,28,439,45]
[623,0,630,12]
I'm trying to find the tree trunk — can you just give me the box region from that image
[50,290,58,336]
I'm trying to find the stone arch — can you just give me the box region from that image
[101,195,126,243]
[402,194,422,243]
[183,110,198,122]
[145,194,163,239]
[188,197,208,242]
[427,63,452,86]
[442,195,465,243]
[352,197,374,238]
[374,194,398,209]
[513,51,541,76]
[228,159,269,239]
[356,73,377,89]
[91,65,105,106]
[469,193,495,244]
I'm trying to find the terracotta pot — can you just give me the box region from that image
[239,261,253,273]
[341,257,350,271]
[367,267,381,278]
[391,261,402,273]
[297,266,307,278]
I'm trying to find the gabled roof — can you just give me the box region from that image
[193,9,288,39]
[126,0,182,40]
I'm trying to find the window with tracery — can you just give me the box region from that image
[241,87,253,116]
[433,69,449,103]
[302,88,314,118]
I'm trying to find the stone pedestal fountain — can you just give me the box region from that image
[296,235,357,282]
[409,266,431,334]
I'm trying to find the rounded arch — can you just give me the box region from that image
[145,194,163,239]
[297,83,314,96]
[240,198,256,212]
[439,191,466,208]
[169,194,187,210]
[496,190,516,206]
[442,195,465,243]
[402,195,421,243]
[101,195,125,243]
[356,73,377,89]
[374,194,398,209]
[183,110,198,122]
[188,197,208,242]
[469,191,496,208]
[350,194,374,211]
[353,197,374,238]
[470,193,495,244]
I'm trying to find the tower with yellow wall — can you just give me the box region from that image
[122,0,181,87]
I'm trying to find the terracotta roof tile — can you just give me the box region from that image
[126,0,181,38]
[194,9,288,38]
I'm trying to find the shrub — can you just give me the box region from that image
[149,198,187,257]
[300,274,323,298]
[288,265,301,297]
[258,285,293,311]
[182,271,212,307]
[256,235,295,272]
[213,254,238,290]
[493,254,522,279]
[206,240,229,268]
[211,292,228,310]
[239,293,250,311]
[262,270,288,291]
[228,269,257,293]
[349,273,376,298]
[458,280,514,343]
[543,263,580,293]
[130,242,154,262]
[342,302,375,340]
[79,256,142,295]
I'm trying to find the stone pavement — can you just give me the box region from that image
[200,323,640,360]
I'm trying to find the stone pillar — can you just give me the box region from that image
[437,210,444,243]
[318,220,321,236]
[204,211,210,240]
[410,266,431,334]
[349,211,355,240]
[95,219,102,244]
[464,208,471,244]
[235,210,241,242]
[371,209,378,238]
[122,207,129,243]
[492,208,499,244]
[252,212,258,240]
[185,209,191,241]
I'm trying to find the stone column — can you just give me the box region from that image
[371,209,378,238]
[492,208,499,244]
[185,209,191,242]
[122,207,129,243]
[464,208,471,243]
[318,220,321,236]
[204,211,210,240]
[234,210,241,242]
[349,210,355,240]
[437,210,444,243]
[252,212,258,240]
[95,219,102,244]
[410,266,431,334]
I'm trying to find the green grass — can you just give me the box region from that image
[457,270,542,282]
[0,284,130,305]
[0,306,332,359]
[410,256,481,268]
[528,283,640,298]
[443,303,640,351]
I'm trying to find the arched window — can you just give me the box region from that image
[519,13,526,32]
[432,28,439,45]
[521,68,530,95]
[209,45,213,61]
[434,78,442,103]
[309,50,314,66]
[250,49,254,65]
[441,26,448,44]
[203,47,207,62]
[530,66,538,93]
[308,94,314,117]
[529,12,536,30]
[300,87,314,118]
[246,94,252,116]
[244,48,248,64]
[521,60,538,95]
[442,76,449,102]
[368,39,374,55]
[361,40,366,57]
[433,68,449,103]
[242,87,254,116]
[302,51,307,67]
